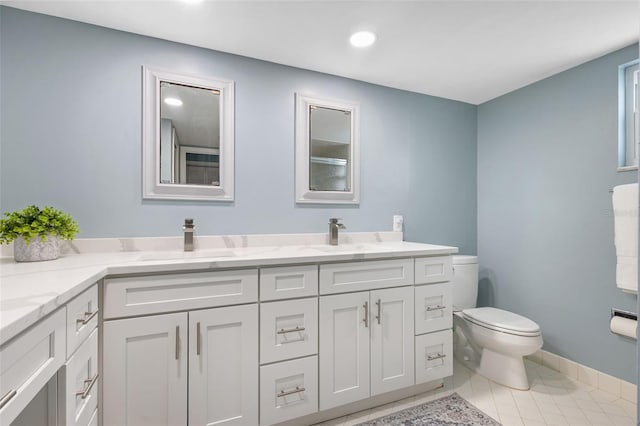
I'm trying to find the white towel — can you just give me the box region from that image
[613,183,638,292]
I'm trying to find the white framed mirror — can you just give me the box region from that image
[143,66,234,200]
[295,93,360,204]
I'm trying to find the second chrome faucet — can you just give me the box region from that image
[328,218,346,246]
[183,218,195,251]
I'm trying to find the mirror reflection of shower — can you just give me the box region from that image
[159,81,220,186]
[309,106,351,192]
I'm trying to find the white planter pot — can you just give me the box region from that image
[13,235,62,262]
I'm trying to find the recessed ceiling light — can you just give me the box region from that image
[164,97,183,106]
[350,31,376,48]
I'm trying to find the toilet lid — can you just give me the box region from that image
[463,307,541,336]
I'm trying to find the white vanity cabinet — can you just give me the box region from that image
[102,269,259,426]
[103,306,259,426]
[259,282,319,425]
[414,256,453,385]
[2,283,100,426]
[58,285,100,426]
[0,238,457,426]
[319,284,414,411]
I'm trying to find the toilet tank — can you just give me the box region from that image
[451,255,478,310]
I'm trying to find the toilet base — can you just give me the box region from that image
[477,348,530,390]
[453,321,536,390]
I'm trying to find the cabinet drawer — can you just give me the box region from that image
[260,356,318,426]
[415,256,452,284]
[104,269,258,318]
[415,329,453,384]
[260,298,318,364]
[0,308,66,425]
[319,258,414,294]
[415,283,452,334]
[260,265,318,301]
[66,284,98,357]
[59,329,98,426]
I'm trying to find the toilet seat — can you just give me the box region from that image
[462,307,541,337]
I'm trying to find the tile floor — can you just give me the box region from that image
[314,359,637,426]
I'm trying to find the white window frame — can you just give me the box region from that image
[617,59,639,172]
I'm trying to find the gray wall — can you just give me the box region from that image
[478,44,639,383]
[0,7,477,254]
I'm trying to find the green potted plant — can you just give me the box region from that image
[0,205,79,262]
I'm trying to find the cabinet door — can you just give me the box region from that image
[103,313,187,426]
[188,304,258,426]
[370,286,414,396]
[319,292,370,411]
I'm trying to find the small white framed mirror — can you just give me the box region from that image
[295,93,360,204]
[143,66,234,200]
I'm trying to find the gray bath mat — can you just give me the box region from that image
[355,393,502,426]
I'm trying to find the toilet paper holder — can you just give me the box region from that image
[611,308,637,321]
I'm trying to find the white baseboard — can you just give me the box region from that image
[527,349,636,404]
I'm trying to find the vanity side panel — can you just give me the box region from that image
[0,308,66,425]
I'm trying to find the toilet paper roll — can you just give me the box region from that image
[610,316,637,339]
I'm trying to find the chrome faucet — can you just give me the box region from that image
[328,218,346,246]
[183,218,194,252]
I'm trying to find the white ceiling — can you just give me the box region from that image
[3,0,639,104]
[161,82,220,148]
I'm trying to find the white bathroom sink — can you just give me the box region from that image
[139,250,236,261]
[312,244,374,253]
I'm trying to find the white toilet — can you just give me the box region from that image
[452,255,543,390]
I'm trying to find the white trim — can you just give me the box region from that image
[617,165,638,172]
[617,59,639,169]
[142,66,234,201]
[295,93,360,204]
[528,349,637,403]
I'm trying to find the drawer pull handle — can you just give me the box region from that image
[375,299,381,325]
[175,326,180,360]
[0,389,17,409]
[426,305,446,312]
[277,386,306,398]
[75,374,98,399]
[196,322,201,356]
[76,310,98,326]
[277,326,306,335]
[427,353,446,361]
[363,301,369,328]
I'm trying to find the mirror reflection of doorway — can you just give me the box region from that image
[179,146,220,186]
[159,81,220,186]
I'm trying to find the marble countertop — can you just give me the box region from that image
[0,232,457,346]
